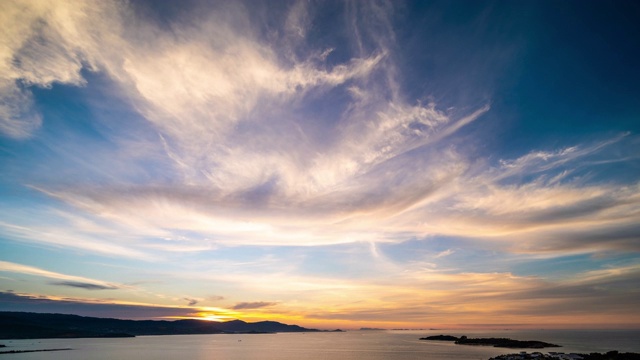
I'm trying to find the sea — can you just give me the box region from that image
[1,329,639,360]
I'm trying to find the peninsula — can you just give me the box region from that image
[420,335,560,349]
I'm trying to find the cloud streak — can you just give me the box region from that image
[51,281,118,290]
[0,261,123,291]
[232,302,278,310]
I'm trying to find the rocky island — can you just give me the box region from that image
[421,335,459,341]
[420,335,560,349]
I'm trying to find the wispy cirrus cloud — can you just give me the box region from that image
[19,133,637,257]
[0,209,158,260]
[399,136,640,254]
[0,0,123,138]
[5,0,630,257]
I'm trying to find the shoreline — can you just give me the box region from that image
[491,351,640,360]
[0,348,72,355]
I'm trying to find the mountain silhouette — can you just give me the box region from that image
[0,311,319,339]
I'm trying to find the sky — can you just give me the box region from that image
[0,0,639,330]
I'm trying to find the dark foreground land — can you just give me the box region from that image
[420,334,560,348]
[0,311,319,339]
[491,351,640,360]
[0,348,72,355]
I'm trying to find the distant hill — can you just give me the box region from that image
[0,311,319,339]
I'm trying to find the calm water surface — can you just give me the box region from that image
[2,330,639,360]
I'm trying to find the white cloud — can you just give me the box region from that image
[0,80,42,138]
[397,137,640,254]
[1,0,637,260]
[0,205,158,259]
[0,0,122,138]
[435,249,454,258]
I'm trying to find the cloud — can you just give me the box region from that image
[434,249,454,258]
[232,302,278,310]
[0,81,42,138]
[51,281,119,290]
[184,298,198,306]
[0,261,123,290]
[0,212,158,260]
[208,261,639,327]
[297,265,640,327]
[0,0,486,248]
[23,131,638,259]
[0,0,122,138]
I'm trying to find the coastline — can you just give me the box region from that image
[0,348,72,355]
[490,351,640,360]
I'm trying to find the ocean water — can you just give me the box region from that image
[1,329,639,360]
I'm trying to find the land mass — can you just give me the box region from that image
[0,311,320,339]
[0,348,72,355]
[491,351,640,360]
[421,335,459,341]
[420,335,560,349]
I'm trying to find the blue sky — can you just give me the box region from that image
[1,0,639,329]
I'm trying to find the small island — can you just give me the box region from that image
[420,335,560,349]
[421,335,459,341]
